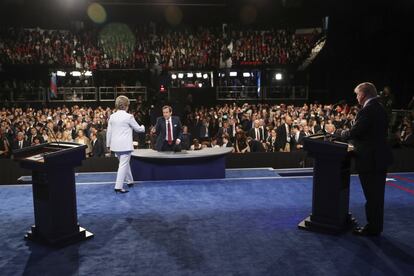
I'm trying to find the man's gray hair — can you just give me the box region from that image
[355,82,378,98]
[115,95,130,110]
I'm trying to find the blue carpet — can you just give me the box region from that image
[1,172,414,275]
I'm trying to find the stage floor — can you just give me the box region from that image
[1,169,414,275]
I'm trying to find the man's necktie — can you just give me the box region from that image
[167,120,172,145]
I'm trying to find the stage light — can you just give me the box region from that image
[87,3,107,24]
[229,71,237,77]
[70,71,81,77]
[198,83,203,88]
[84,71,93,77]
[196,72,202,78]
[243,72,250,77]
[178,73,184,79]
[187,73,194,78]
[56,71,66,77]
[275,73,283,80]
[203,73,209,79]
[171,74,177,79]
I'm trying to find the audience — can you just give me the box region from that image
[0,25,319,69]
[0,100,411,158]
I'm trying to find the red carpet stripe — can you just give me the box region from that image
[386,182,414,196]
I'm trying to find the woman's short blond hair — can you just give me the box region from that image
[115,95,130,110]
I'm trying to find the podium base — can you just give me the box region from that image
[298,214,356,234]
[25,225,94,247]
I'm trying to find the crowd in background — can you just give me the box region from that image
[0,24,319,70]
[1,96,413,159]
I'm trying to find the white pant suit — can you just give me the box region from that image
[106,110,145,190]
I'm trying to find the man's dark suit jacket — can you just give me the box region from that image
[276,123,291,150]
[249,139,266,152]
[12,139,30,151]
[155,116,183,151]
[217,127,233,138]
[91,138,105,157]
[248,127,266,142]
[349,98,393,172]
[291,132,306,151]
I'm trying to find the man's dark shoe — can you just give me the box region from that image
[352,226,381,236]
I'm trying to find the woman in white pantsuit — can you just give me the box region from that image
[107,96,145,193]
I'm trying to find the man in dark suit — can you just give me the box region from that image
[217,121,233,140]
[290,125,305,151]
[155,105,183,151]
[349,82,393,236]
[90,132,105,157]
[248,120,266,143]
[276,116,292,152]
[12,132,30,151]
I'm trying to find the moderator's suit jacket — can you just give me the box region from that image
[106,110,145,152]
[349,98,393,172]
[155,116,183,151]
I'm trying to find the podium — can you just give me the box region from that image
[13,142,93,246]
[298,135,356,234]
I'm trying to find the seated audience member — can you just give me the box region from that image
[190,138,203,150]
[210,137,220,148]
[32,136,42,146]
[266,129,279,152]
[55,131,63,142]
[27,127,44,145]
[221,134,233,148]
[75,129,91,156]
[247,136,265,152]
[62,130,74,142]
[12,132,29,150]
[181,125,192,150]
[0,130,10,158]
[401,125,414,147]
[234,130,250,153]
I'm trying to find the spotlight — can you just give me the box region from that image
[243,72,250,77]
[198,83,203,88]
[196,72,202,78]
[70,71,81,77]
[178,73,184,79]
[275,73,283,80]
[187,73,193,78]
[84,71,93,77]
[56,71,66,77]
[229,71,237,77]
[171,74,177,79]
[203,73,208,79]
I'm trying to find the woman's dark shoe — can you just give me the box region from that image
[127,182,134,188]
[114,189,129,194]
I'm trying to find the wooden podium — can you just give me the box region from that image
[13,142,93,246]
[298,135,356,234]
